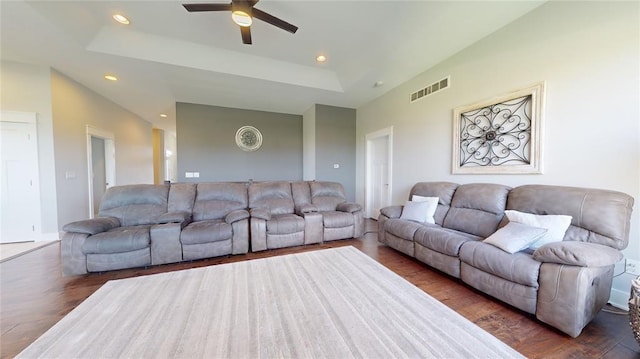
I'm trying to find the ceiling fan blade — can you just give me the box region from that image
[183,3,232,12]
[252,8,298,34]
[241,26,252,44]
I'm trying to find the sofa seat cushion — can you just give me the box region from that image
[414,226,480,257]
[181,219,232,245]
[82,225,151,254]
[267,214,305,235]
[459,241,541,288]
[385,218,429,242]
[322,211,354,228]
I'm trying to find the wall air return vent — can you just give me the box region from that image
[410,76,450,103]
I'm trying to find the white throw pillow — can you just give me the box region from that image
[484,222,548,254]
[400,201,430,223]
[504,210,572,250]
[410,195,439,224]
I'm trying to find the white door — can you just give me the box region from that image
[365,127,393,219]
[0,112,42,243]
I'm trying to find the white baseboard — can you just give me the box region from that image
[2,231,60,243]
[34,232,61,242]
[609,288,630,311]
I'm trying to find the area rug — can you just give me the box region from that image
[17,246,524,358]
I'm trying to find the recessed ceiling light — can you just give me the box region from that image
[316,55,327,63]
[160,114,168,118]
[104,75,118,81]
[112,14,130,25]
[374,81,384,88]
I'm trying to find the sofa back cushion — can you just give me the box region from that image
[168,183,197,213]
[99,184,169,226]
[443,183,510,238]
[507,185,634,250]
[248,181,294,215]
[291,181,312,206]
[193,182,248,221]
[410,182,458,225]
[310,181,346,212]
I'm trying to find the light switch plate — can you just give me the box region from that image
[626,259,640,276]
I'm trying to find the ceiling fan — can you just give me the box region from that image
[183,0,298,45]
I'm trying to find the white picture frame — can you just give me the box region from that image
[452,82,545,174]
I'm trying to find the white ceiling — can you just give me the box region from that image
[1,0,545,132]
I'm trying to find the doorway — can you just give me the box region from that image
[365,127,393,219]
[86,126,115,218]
[0,111,42,243]
[91,137,106,216]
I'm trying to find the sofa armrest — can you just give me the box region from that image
[295,204,318,216]
[226,209,250,224]
[533,241,623,267]
[61,231,90,275]
[336,202,362,213]
[250,208,271,221]
[62,217,120,235]
[150,223,183,265]
[379,205,403,219]
[156,211,192,225]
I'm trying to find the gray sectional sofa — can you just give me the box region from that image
[61,181,362,276]
[378,182,634,337]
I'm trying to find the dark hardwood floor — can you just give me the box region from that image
[1,220,638,358]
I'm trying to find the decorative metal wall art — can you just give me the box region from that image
[235,126,262,152]
[452,82,545,174]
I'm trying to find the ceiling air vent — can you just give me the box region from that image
[410,76,450,103]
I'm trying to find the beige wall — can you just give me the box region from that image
[152,128,165,184]
[1,62,154,232]
[356,1,639,305]
[51,70,153,227]
[0,61,58,235]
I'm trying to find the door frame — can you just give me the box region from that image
[86,125,115,218]
[365,126,393,219]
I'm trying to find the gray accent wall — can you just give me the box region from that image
[314,105,356,202]
[302,105,316,181]
[176,103,303,182]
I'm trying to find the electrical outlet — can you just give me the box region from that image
[626,259,640,276]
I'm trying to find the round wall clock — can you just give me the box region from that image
[235,126,263,152]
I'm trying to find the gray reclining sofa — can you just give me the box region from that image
[61,180,362,276]
[378,182,634,337]
[247,181,364,252]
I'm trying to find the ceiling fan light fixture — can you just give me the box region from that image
[231,11,252,27]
